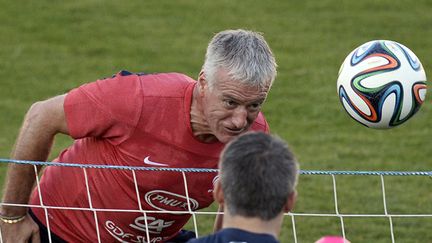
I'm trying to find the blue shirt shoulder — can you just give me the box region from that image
[187,228,279,243]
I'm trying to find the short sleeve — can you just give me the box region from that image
[64,72,143,144]
[251,112,270,133]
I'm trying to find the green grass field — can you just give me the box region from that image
[1,0,431,242]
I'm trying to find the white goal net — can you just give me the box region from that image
[0,159,431,243]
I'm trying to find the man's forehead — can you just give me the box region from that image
[218,81,269,94]
[221,91,267,102]
[212,68,272,90]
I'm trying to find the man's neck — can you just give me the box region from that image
[222,213,284,239]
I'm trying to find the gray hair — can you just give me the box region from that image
[203,29,277,90]
[220,132,299,220]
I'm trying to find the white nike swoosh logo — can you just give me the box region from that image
[144,156,169,167]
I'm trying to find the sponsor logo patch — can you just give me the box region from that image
[145,190,199,211]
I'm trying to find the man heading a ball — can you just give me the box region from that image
[0,29,277,242]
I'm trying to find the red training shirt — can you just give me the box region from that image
[30,71,269,242]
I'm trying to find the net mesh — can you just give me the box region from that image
[0,159,431,243]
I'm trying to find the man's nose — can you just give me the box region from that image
[231,106,248,129]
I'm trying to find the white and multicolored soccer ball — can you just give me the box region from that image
[337,40,427,129]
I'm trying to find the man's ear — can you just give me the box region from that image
[284,190,297,213]
[213,179,224,206]
[198,70,208,94]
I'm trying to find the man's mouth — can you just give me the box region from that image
[224,127,245,135]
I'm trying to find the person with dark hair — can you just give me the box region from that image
[0,30,277,243]
[188,132,299,243]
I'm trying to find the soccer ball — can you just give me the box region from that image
[337,40,427,129]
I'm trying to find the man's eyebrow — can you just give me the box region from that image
[222,94,265,104]
[222,94,240,102]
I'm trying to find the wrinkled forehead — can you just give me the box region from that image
[217,83,270,104]
[210,67,272,91]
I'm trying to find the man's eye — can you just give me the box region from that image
[224,100,237,108]
[248,103,262,111]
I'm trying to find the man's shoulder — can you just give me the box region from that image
[99,70,196,99]
[137,72,196,97]
[186,234,218,243]
[188,228,279,243]
[251,112,270,132]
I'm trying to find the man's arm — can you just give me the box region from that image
[0,94,69,242]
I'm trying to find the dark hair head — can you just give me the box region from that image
[220,131,299,220]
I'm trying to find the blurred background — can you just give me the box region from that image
[0,0,431,242]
